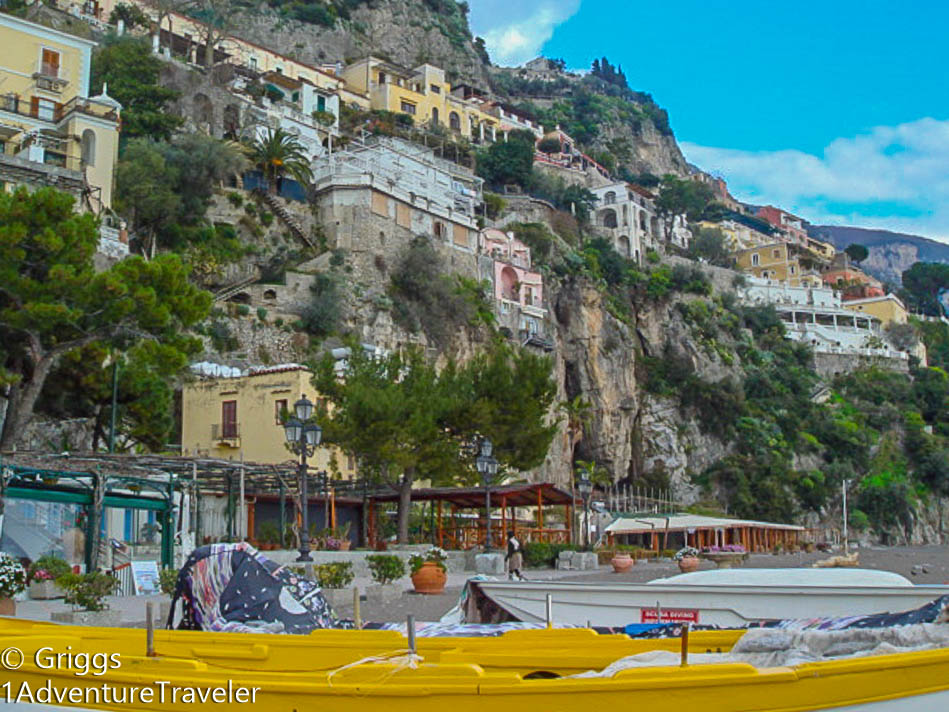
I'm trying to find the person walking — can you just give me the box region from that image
[505,530,525,581]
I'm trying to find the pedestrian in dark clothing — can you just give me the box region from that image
[505,530,525,580]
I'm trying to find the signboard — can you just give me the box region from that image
[130,560,161,596]
[640,607,700,623]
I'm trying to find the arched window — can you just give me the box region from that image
[434,221,446,239]
[431,107,439,125]
[263,289,277,301]
[80,128,96,166]
[751,253,760,266]
[600,208,617,229]
[500,265,519,301]
[618,236,631,257]
[604,191,616,205]
[449,111,461,131]
[193,93,214,133]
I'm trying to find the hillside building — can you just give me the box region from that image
[535,128,610,182]
[312,134,481,250]
[590,182,663,260]
[734,242,825,288]
[181,364,356,477]
[479,228,550,348]
[0,13,125,255]
[696,219,772,251]
[740,277,907,363]
[339,57,498,142]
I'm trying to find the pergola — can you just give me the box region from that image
[367,482,577,550]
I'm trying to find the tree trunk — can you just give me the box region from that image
[397,468,414,544]
[0,351,56,450]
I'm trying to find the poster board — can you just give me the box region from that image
[130,560,161,596]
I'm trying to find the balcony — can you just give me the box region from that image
[0,149,84,197]
[33,63,69,93]
[211,423,241,446]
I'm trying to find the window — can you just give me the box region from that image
[31,97,57,120]
[378,71,386,84]
[434,221,445,239]
[41,48,61,78]
[751,253,760,266]
[431,107,439,124]
[274,399,287,425]
[773,249,781,258]
[249,57,258,70]
[317,95,326,112]
[789,265,796,275]
[80,129,96,166]
[449,111,461,131]
[221,401,237,438]
[430,84,440,93]
[400,100,416,115]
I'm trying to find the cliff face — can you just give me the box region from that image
[232,0,492,88]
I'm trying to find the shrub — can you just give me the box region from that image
[260,211,275,227]
[256,306,268,321]
[646,249,661,264]
[28,554,71,583]
[0,553,27,599]
[236,304,250,316]
[314,562,354,589]
[366,554,405,584]
[522,542,578,568]
[58,572,119,611]
[226,191,244,207]
[301,272,345,339]
[159,568,179,596]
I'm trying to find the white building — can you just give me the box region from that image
[740,277,907,361]
[590,182,664,261]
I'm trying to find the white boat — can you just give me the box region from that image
[470,568,949,627]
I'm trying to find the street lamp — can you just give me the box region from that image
[475,438,499,552]
[284,395,321,562]
[577,472,593,550]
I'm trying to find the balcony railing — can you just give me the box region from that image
[211,423,241,441]
[0,94,119,125]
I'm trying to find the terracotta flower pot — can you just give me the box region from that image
[411,561,446,594]
[0,598,15,616]
[611,553,634,573]
[338,541,352,551]
[678,556,700,573]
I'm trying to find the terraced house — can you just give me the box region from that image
[0,13,120,215]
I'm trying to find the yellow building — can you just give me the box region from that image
[0,12,120,212]
[734,242,824,287]
[696,219,772,251]
[339,57,498,141]
[842,294,909,326]
[181,365,356,477]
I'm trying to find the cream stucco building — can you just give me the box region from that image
[181,364,356,477]
[0,12,120,215]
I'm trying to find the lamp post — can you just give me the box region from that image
[577,472,593,551]
[475,438,499,552]
[283,395,321,562]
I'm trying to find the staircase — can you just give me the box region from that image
[213,275,257,303]
[258,191,315,250]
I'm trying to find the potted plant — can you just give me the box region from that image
[366,554,405,605]
[51,572,120,626]
[409,547,448,594]
[257,521,280,550]
[314,562,355,607]
[0,553,27,616]
[610,549,635,573]
[28,555,71,599]
[700,545,748,569]
[335,521,352,551]
[158,568,179,624]
[674,546,701,573]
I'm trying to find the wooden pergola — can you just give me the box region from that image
[367,482,577,550]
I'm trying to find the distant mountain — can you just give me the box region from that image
[807,225,949,286]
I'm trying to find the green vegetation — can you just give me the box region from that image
[522,541,577,568]
[689,226,733,267]
[314,562,355,589]
[0,188,210,450]
[301,272,346,340]
[901,262,949,316]
[91,36,183,143]
[246,128,314,190]
[312,339,557,543]
[844,244,869,264]
[366,554,406,584]
[58,572,119,611]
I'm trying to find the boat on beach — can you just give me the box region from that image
[466,568,949,627]
[2,616,949,711]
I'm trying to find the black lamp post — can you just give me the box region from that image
[283,394,321,562]
[475,438,499,552]
[577,472,593,551]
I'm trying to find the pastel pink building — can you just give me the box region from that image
[480,228,548,343]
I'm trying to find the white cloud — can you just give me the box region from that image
[681,117,949,242]
[468,0,581,66]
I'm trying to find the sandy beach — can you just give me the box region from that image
[12,545,949,627]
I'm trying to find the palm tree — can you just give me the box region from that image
[246,128,313,193]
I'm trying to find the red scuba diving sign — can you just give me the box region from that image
[640,607,700,623]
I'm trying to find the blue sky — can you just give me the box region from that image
[468,1,949,241]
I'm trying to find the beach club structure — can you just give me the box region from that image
[605,514,805,553]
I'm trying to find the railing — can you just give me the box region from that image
[211,423,240,440]
[0,94,118,124]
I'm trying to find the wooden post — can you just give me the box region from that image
[437,499,443,548]
[246,498,255,543]
[330,489,337,530]
[566,503,572,544]
[501,495,507,541]
[368,498,376,549]
[537,486,544,531]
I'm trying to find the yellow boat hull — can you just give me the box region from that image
[2,618,949,711]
